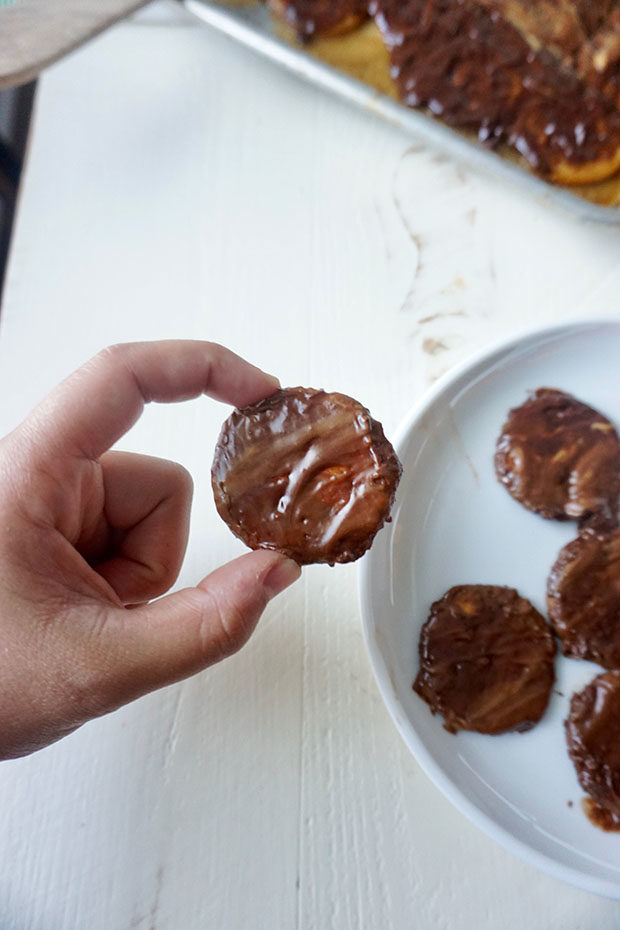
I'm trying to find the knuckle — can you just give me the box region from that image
[167,460,194,501]
[198,587,251,662]
[141,560,178,600]
[94,344,137,388]
[98,343,127,365]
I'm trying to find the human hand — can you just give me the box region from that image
[0,340,301,760]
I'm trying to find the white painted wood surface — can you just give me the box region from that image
[2,3,620,927]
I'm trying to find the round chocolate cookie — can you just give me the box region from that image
[211,387,402,565]
[414,585,555,734]
[494,388,620,523]
[547,528,620,668]
[566,671,620,831]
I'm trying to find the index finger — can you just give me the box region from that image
[19,340,280,461]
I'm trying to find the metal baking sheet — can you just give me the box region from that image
[183,0,620,224]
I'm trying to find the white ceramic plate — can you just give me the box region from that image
[360,319,620,898]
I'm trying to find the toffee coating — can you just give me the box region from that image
[211,387,402,565]
[414,585,555,735]
[547,528,620,668]
[566,670,620,831]
[495,388,620,524]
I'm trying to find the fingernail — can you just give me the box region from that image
[263,556,301,599]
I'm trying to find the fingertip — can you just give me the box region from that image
[263,373,281,392]
[261,555,301,599]
[235,369,280,407]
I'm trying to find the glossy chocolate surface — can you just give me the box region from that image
[495,388,620,523]
[212,387,402,565]
[574,0,616,37]
[414,585,555,735]
[370,0,620,177]
[548,528,620,667]
[566,670,620,831]
[270,0,620,180]
[576,5,620,108]
[270,0,367,40]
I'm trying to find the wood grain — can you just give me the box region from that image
[2,3,620,928]
[0,0,150,88]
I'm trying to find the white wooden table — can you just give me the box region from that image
[2,3,620,927]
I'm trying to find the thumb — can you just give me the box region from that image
[93,549,301,710]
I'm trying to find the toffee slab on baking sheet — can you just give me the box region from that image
[185,0,620,216]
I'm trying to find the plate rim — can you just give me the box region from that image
[359,315,620,900]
